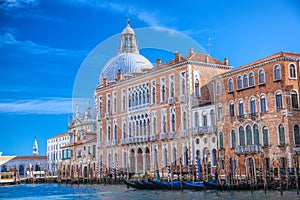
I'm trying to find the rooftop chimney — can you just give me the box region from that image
[117,69,122,81]
[205,55,210,62]
[175,51,181,62]
[224,58,229,65]
[190,48,194,55]
[103,77,108,86]
[156,58,162,67]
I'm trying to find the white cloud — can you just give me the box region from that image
[0,32,88,57]
[0,97,73,114]
[0,0,39,11]
[65,0,162,27]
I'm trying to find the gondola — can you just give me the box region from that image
[124,180,155,190]
[183,181,205,190]
[150,180,183,190]
[203,180,264,191]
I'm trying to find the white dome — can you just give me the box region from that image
[122,25,135,34]
[99,53,153,84]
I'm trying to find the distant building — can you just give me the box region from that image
[46,133,70,175]
[0,138,47,177]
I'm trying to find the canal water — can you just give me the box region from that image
[0,184,299,200]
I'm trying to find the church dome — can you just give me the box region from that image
[99,19,153,84]
[99,53,153,84]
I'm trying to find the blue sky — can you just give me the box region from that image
[0,0,299,156]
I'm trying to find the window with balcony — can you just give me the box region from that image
[98,96,102,119]
[239,126,245,146]
[152,112,157,136]
[262,126,269,147]
[170,109,176,133]
[122,90,126,111]
[113,92,117,113]
[202,114,207,127]
[237,75,242,90]
[228,78,234,92]
[162,111,167,133]
[294,125,300,146]
[182,110,187,131]
[210,109,215,126]
[278,124,286,146]
[106,94,111,116]
[229,101,235,118]
[274,64,282,81]
[289,63,296,79]
[246,125,252,145]
[258,69,265,85]
[231,130,236,149]
[249,72,255,86]
[291,90,299,109]
[275,91,283,110]
[243,74,248,88]
[253,124,259,145]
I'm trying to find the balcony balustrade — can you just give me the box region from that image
[235,144,261,155]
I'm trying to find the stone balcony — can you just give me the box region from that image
[180,130,187,137]
[111,140,117,146]
[235,144,261,155]
[190,126,216,135]
[105,140,111,147]
[168,97,176,105]
[170,131,176,138]
[179,95,186,103]
[160,132,169,140]
[150,134,158,141]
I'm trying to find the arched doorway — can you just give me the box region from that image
[19,165,24,176]
[246,157,256,181]
[130,149,135,173]
[137,148,143,174]
[203,148,211,175]
[145,147,150,172]
[84,166,88,178]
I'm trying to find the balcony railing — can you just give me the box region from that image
[238,114,245,119]
[151,134,158,141]
[97,142,102,147]
[105,112,110,119]
[168,97,176,105]
[179,95,186,103]
[235,144,261,155]
[105,140,111,147]
[180,130,187,137]
[160,132,168,140]
[111,140,117,146]
[170,132,176,138]
[121,138,126,144]
[190,126,216,135]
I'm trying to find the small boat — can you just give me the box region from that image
[184,181,205,190]
[124,180,155,190]
[0,172,19,186]
[151,180,183,190]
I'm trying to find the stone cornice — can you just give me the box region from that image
[214,55,300,79]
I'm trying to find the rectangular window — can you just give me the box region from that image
[180,71,186,96]
[113,92,117,113]
[229,103,235,118]
[169,75,175,98]
[122,90,126,111]
[217,105,223,120]
[160,77,166,102]
[152,80,156,104]
[106,93,111,115]
[98,96,102,119]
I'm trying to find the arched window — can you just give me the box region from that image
[253,124,259,145]
[262,126,269,146]
[153,116,157,135]
[246,125,252,145]
[291,90,299,109]
[294,125,300,146]
[152,81,156,104]
[194,112,199,127]
[274,64,282,81]
[243,74,248,88]
[183,111,187,131]
[195,79,200,97]
[249,72,255,86]
[202,113,207,126]
[217,104,222,120]
[228,78,234,92]
[219,132,224,149]
[231,130,236,148]
[238,99,244,118]
[250,96,256,115]
[229,101,235,118]
[289,64,296,78]
[258,69,265,84]
[278,124,286,146]
[237,75,242,90]
[260,94,267,112]
[275,91,283,110]
[216,81,221,95]
[162,114,166,133]
[239,126,245,146]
